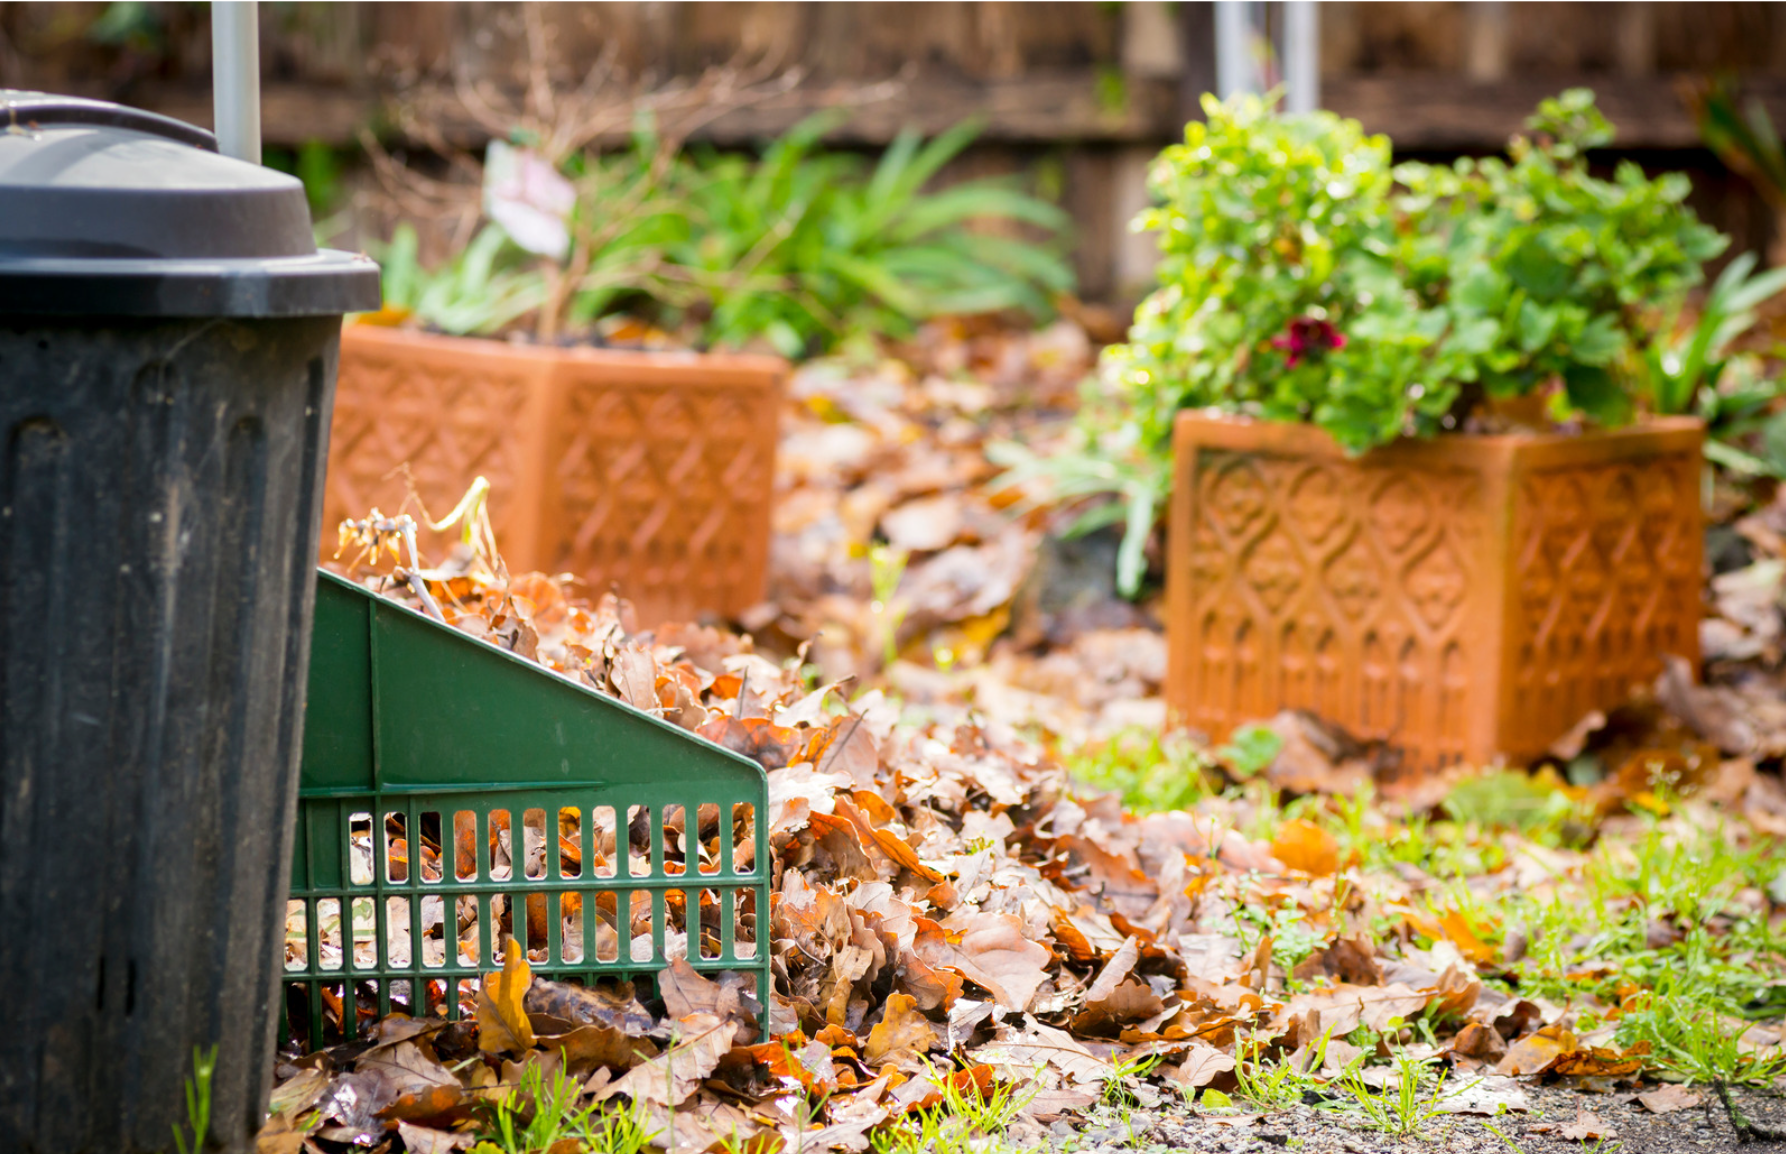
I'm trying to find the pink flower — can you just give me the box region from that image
[1271,316,1347,368]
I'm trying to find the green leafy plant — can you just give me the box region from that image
[1332,1050,1462,1138]
[1643,251,1786,476]
[473,1061,657,1154]
[170,1044,217,1154]
[1063,726,1219,814]
[1115,86,1721,447]
[1615,993,1786,1086]
[1646,253,1786,416]
[1029,89,1725,596]
[873,1064,1038,1154]
[1099,1052,1164,1107]
[986,389,1163,597]
[1689,75,1786,217]
[1396,89,1724,426]
[665,116,1073,356]
[1232,1033,1324,1111]
[1213,723,1283,779]
[375,223,548,336]
[375,115,1072,357]
[1106,90,1441,458]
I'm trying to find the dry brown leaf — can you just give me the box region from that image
[1548,1041,1650,1079]
[536,1022,656,1076]
[915,914,1053,1012]
[524,979,656,1034]
[1446,1022,1508,1063]
[1497,1024,1576,1076]
[610,645,659,712]
[657,957,760,1044]
[813,714,880,791]
[697,715,807,770]
[476,939,535,1053]
[1166,1042,1236,1089]
[1085,936,1141,1004]
[594,1013,733,1108]
[863,993,940,1069]
[394,1120,471,1154]
[1083,979,1165,1024]
[255,1113,312,1154]
[361,1041,464,1122]
[1638,1084,1705,1114]
[1560,1107,1617,1142]
[265,1067,329,1122]
[870,826,944,881]
[1270,819,1339,876]
[981,1017,1111,1086]
[1398,906,1497,967]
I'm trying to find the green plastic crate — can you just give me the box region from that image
[286,571,771,1049]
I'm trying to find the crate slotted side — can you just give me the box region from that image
[287,571,771,1050]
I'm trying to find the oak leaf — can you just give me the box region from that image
[1638,1085,1704,1114]
[535,1022,656,1076]
[393,1121,470,1154]
[595,1013,734,1108]
[1270,819,1339,876]
[863,993,940,1069]
[477,939,535,1053]
[1167,1042,1236,1089]
[1085,936,1141,1004]
[1559,1107,1617,1142]
[657,957,760,1044]
[915,914,1053,1012]
[1497,1024,1576,1076]
[360,1041,464,1123]
[524,978,656,1035]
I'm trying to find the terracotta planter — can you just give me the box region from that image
[323,325,785,625]
[1166,412,1705,775]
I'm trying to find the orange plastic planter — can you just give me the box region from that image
[1166,412,1705,774]
[323,326,785,625]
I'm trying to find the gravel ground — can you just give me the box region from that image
[1025,1083,1786,1153]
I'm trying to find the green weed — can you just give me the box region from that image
[1100,1052,1163,1107]
[473,1062,656,1154]
[872,1064,1039,1154]
[1332,1050,1461,1139]
[869,545,909,670]
[1232,1034,1323,1112]
[170,1044,217,1154]
[1062,727,1218,815]
[1616,993,1786,1087]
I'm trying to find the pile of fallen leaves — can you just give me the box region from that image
[759,317,1167,746]
[271,317,1786,1153]
[271,532,1786,1152]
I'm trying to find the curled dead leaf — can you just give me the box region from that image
[863,993,941,1070]
[595,1013,734,1108]
[1270,819,1339,876]
[477,939,535,1053]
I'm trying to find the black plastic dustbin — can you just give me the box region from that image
[0,92,378,1153]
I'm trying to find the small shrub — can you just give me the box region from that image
[373,116,1074,357]
[1109,88,1723,455]
[1023,88,1730,596]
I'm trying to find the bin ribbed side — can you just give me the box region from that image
[0,316,340,1154]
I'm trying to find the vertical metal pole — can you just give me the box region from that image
[1283,0,1320,112]
[212,1,261,162]
[1214,0,1256,99]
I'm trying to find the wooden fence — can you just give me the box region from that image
[6,2,1785,299]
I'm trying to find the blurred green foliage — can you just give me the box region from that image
[382,116,1073,357]
[1013,89,1736,597]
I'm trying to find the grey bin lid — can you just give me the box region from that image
[0,91,380,318]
